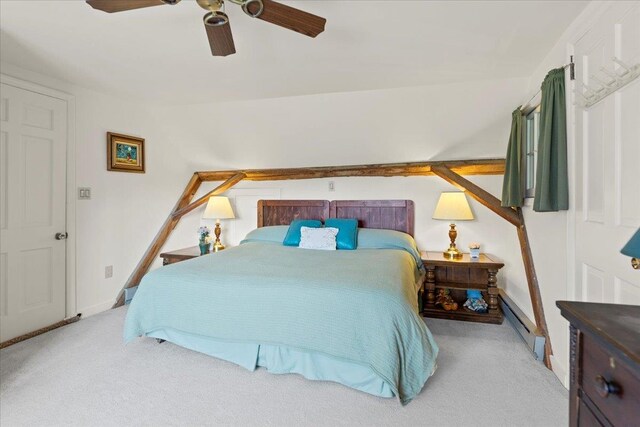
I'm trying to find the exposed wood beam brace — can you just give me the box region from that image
[196,159,505,182]
[516,207,553,368]
[431,165,552,369]
[114,173,247,307]
[112,158,554,370]
[172,173,247,219]
[114,173,202,307]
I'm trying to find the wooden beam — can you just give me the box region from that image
[113,156,553,373]
[113,173,202,307]
[172,173,246,219]
[516,207,553,368]
[196,158,505,182]
[430,165,553,369]
[431,165,521,227]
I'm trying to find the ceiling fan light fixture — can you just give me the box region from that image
[241,0,264,18]
[204,10,229,27]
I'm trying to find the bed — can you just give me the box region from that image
[124,200,438,404]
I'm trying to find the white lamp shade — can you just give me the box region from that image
[202,196,235,220]
[432,192,474,221]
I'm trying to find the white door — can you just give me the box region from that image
[573,3,640,304]
[0,83,68,341]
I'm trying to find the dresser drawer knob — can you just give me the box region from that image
[594,375,621,398]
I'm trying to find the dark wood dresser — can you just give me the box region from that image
[557,301,640,427]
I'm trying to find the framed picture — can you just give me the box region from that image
[107,132,145,173]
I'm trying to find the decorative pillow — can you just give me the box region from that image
[299,226,338,250]
[283,219,322,246]
[324,218,358,250]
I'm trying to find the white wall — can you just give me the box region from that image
[0,62,202,315]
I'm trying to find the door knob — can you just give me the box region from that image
[55,232,68,240]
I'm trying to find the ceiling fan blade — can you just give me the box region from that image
[86,0,179,13]
[246,0,326,38]
[204,19,236,57]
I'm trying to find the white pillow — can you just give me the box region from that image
[299,226,338,250]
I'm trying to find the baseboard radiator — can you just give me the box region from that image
[124,286,138,305]
[499,289,545,362]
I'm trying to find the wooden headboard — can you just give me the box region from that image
[257,199,414,237]
[257,200,330,227]
[329,200,415,236]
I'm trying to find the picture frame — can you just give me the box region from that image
[107,132,145,173]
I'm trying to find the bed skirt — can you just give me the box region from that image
[146,328,396,399]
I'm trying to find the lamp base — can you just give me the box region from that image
[443,246,463,259]
[443,223,463,259]
[213,222,226,252]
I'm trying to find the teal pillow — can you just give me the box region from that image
[283,220,322,246]
[324,218,358,250]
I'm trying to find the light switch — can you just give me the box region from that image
[105,265,113,279]
[78,187,91,200]
[328,181,335,191]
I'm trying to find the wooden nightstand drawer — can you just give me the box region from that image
[160,246,206,265]
[581,332,640,426]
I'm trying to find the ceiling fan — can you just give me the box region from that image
[86,0,326,57]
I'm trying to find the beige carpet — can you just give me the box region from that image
[0,307,567,426]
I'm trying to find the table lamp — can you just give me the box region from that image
[621,228,640,270]
[202,196,235,252]
[433,191,474,259]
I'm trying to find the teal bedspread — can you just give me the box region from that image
[124,238,438,404]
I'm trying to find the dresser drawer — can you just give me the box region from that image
[577,398,603,427]
[581,332,640,426]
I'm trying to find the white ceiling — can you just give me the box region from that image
[0,0,588,105]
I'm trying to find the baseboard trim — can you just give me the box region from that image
[80,300,114,317]
[550,355,569,389]
[0,314,81,349]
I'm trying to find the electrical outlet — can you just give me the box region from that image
[105,265,113,279]
[328,181,335,191]
[78,187,91,200]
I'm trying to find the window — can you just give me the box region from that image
[524,106,540,199]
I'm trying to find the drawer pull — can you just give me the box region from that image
[594,375,621,398]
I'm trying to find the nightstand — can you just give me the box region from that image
[159,246,206,266]
[421,250,504,324]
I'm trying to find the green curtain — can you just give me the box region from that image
[501,108,524,207]
[534,68,569,212]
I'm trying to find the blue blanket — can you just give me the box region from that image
[124,230,438,404]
